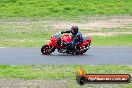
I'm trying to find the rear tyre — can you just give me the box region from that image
[78,49,88,55]
[78,44,90,54]
[72,51,76,55]
[41,45,52,55]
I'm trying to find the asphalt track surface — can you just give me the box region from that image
[0,46,132,65]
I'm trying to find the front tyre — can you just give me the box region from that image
[41,45,52,55]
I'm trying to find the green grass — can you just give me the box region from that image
[0,65,131,88]
[92,34,132,46]
[0,65,132,80]
[0,0,132,18]
[0,18,131,47]
[0,34,132,47]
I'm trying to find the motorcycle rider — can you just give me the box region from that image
[61,25,83,53]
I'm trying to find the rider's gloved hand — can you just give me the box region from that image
[60,31,64,34]
[59,31,62,34]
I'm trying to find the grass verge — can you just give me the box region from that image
[0,65,132,88]
[92,34,132,46]
[0,65,132,80]
[0,0,132,18]
[0,34,132,47]
[0,64,132,88]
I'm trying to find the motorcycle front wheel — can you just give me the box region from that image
[41,45,52,55]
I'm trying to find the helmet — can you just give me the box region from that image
[71,25,78,34]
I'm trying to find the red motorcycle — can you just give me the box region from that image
[41,32,92,55]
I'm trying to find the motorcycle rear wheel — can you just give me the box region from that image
[77,44,90,54]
